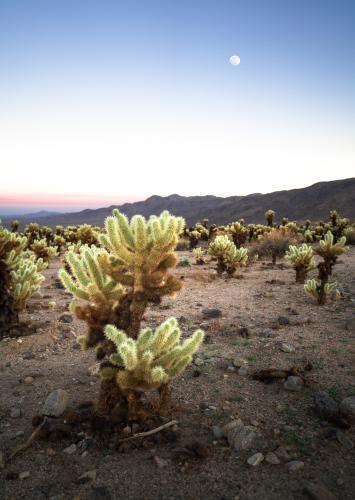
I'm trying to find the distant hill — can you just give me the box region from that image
[3,178,355,229]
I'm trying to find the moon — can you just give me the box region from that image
[229,55,241,66]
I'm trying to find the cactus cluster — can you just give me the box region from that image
[285,243,315,283]
[304,231,348,304]
[208,235,248,276]
[0,223,46,335]
[60,209,204,420]
[102,318,204,391]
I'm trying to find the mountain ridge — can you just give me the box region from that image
[3,178,355,229]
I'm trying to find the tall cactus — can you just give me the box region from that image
[59,210,201,420]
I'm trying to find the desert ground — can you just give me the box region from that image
[1,249,354,500]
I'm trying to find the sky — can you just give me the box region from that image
[0,0,354,215]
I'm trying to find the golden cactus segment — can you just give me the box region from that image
[104,317,204,391]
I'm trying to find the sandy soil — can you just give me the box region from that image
[0,248,354,500]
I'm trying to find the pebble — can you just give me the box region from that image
[339,396,355,421]
[238,366,249,377]
[274,446,291,461]
[286,460,304,472]
[278,316,290,326]
[265,451,280,464]
[42,389,69,417]
[232,358,248,368]
[280,342,296,353]
[212,426,223,440]
[24,376,34,385]
[247,452,264,466]
[10,407,22,418]
[63,443,77,455]
[19,471,30,480]
[154,456,169,468]
[78,470,97,483]
[284,376,304,392]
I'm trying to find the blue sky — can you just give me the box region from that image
[0,0,354,213]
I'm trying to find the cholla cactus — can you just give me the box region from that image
[208,235,248,276]
[76,224,98,246]
[30,238,58,262]
[228,221,248,247]
[193,247,205,265]
[10,220,19,232]
[0,225,46,334]
[59,209,204,420]
[304,279,337,305]
[316,231,348,276]
[10,259,45,311]
[285,244,315,283]
[102,318,204,391]
[265,209,275,227]
[304,229,314,242]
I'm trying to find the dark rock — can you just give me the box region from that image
[278,316,290,326]
[303,481,337,500]
[202,308,222,319]
[58,313,73,324]
[88,487,112,500]
[339,396,355,421]
[313,391,339,421]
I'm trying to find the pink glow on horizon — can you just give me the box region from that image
[0,193,142,208]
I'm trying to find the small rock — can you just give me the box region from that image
[10,407,22,418]
[232,358,248,368]
[274,446,291,461]
[287,460,304,472]
[42,389,69,417]
[313,391,339,421]
[345,317,355,332]
[265,451,280,464]
[247,452,264,466]
[303,481,337,500]
[339,396,355,421]
[211,426,223,440]
[121,425,132,437]
[226,419,257,451]
[284,376,304,392]
[16,430,24,437]
[63,443,77,455]
[259,329,275,338]
[194,357,204,366]
[24,376,34,385]
[280,342,295,353]
[238,366,249,377]
[59,313,73,323]
[19,471,30,480]
[78,470,97,483]
[154,456,169,468]
[88,363,101,377]
[202,308,222,319]
[47,448,56,456]
[278,316,290,325]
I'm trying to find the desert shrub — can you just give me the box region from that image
[256,229,294,264]
[176,237,190,251]
[59,209,204,420]
[178,256,190,267]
